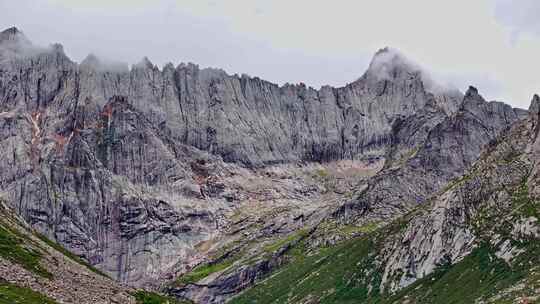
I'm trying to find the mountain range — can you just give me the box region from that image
[0,26,538,304]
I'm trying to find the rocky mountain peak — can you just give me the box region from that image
[530,94,540,115]
[135,56,155,69]
[163,62,175,72]
[0,27,68,62]
[0,26,22,41]
[364,47,421,81]
[462,85,485,104]
[50,42,65,54]
[1,26,538,304]
[80,53,129,72]
[0,26,32,49]
[361,46,458,101]
[81,53,100,66]
[465,85,479,95]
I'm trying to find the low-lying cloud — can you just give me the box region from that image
[1,0,539,108]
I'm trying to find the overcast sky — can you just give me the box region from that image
[1,0,539,108]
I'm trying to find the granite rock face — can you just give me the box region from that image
[378,95,540,293]
[176,89,528,303]
[335,86,527,223]
[0,199,137,304]
[4,31,465,167]
[215,96,539,304]
[0,26,532,301]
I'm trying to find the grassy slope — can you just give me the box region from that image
[0,280,58,304]
[229,188,540,304]
[0,222,52,279]
[0,202,125,303]
[34,232,110,278]
[0,204,109,280]
[134,290,193,304]
[386,242,540,304]
[175,259,236,286]
[229,120,540,304]
[230,230,540,304]
[230,232,382,304]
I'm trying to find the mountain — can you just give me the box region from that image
[165,87,528,303]
[227,94,540,304]
[0,196,139,304]
[0,26,538,304]
[336,86,527,223]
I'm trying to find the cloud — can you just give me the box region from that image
[0,27,56,63]
[0,0,539,108]
[364,47,447,94]
[0,0,372,89]
[79,53,129,73]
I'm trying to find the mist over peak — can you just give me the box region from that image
[0,26,68,62]
[362,47,462,97]
[0,26,23,40]
[0,26,489,104]
[0,26,32,50]
[0,14,538,304]
[365,47,419,79]
[80,53,129,73]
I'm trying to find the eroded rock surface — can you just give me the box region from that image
[336,86,526,223]
[0,26,535,304]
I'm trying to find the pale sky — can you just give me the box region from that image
[1,0,539,108]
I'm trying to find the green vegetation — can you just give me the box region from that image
[386,243,539,304]
[176,261,232,285]
[176,233,288,287]
[511,180,539,218]
[485,266,540,303]
[313,220,382,245]
[314,168,329,179]
[231,234,382,304]
[231,236,540,304]
[340,222,379,236]
[472,178,540,245]
[0,224,52,279]
[230,177,540,304]
[34,233,110,278]
[0,205,108,279]
[175,255,238,286]
[263,229,309,253]
[133,290,192,304]
[0,281,58,304]
[442,173,473,193]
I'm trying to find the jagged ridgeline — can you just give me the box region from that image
[0,26,538,304]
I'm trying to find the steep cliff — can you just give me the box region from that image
[1,28,463,167]
[0,27,463,286]
[0,198,138,303]
[166,87,527,303]
[0,26,535,304]
[228,94,540,304]
[336,86,527,223]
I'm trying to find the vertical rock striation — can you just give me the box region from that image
[335,86,527,223]
[0,26,529,295]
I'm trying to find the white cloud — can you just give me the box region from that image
[1,0,539,108]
